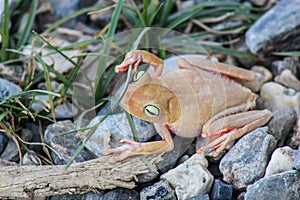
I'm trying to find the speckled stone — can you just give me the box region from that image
[44,120,94,164]
[245,170,300,200]
[219,127,276,189]
[0,78,22,100]
[246,0,300,55]
[161,153,213,200]
[267,106,297,146]
[211,179,233,200]
[140,180,176,200]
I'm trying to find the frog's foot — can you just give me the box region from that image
[115,50,164,76]
[197,109,272,156]
[115,51,142,75]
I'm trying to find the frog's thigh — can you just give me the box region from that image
[202,109,272,138]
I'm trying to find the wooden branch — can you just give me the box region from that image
[0,154,162,199]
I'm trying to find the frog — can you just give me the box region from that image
[103,50,272,162]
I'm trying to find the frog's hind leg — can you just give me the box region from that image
[197,109,272,156]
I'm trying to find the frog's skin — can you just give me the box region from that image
[103,50,272,162]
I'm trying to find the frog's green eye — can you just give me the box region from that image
[144,105,160,118]
[133,71,146,82]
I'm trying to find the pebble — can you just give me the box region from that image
[289,118,300,148]
[275,69,300,92]
[0,133,9,154]
[100,188,139,200]
[219,127,276,189]
[246,0,300,55]
[267,106,297,146]
[241,66,272,92]
[23,152,40,165]
[260,82,300,114]
[160,153,214,200]
[187,193,210,200]
[50,191,105,200]
[0,78,22,100]
[210,179,233,200]
[249,0,268,6]
[83,113,156,158]
[0,140,19,162]
[140,180,176,200]
[245,170,300,200]
[265,146,296,176]
[272,57,299,77]
[44,120,94,164]
[292,144,300,170]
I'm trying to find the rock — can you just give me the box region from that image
[260,82,300,114]
[140,180,176,200]
[23,152,40,165]
[292,144,300,170]
[245,170,300,200]
[249,0,268,6]
[23,38,81,78]
[25,122,44,154]
[44,120,94,164]
[275,69,300,92]
[0,158,17,166]
[0,133,9,154]
[246,0,300,55]
[50,191,105,200]
[290,118,300,148]
[219,127,277,189]
[157,136,194,173]
[267,106,297,146]
[84,113,156,158]
[272,57,299,77]
[0,140,19,162]
[265,146,296,176]
[210,179,233,200]
[100,188,139,200]
[187,193,210,200]
[0,78,22,100]
[31,95,78,119]
[161,153,214,200]
[21,129,33,142]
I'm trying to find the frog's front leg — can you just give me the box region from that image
[197,109,272,156]
[103,124,174,162]
[115,50,164,76]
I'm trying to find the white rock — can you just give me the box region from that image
[160,153,213,200]
[260,82,300,114]
[265,146,296,177]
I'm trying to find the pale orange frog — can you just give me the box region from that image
[103,50,272,162]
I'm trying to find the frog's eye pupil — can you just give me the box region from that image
[133,71,146,82]
[144,105,160,118]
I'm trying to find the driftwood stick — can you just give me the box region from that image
[0,154,162,199]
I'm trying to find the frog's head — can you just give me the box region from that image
[121,71,180,124]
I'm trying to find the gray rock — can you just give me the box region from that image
[245,170,300,200]
[250,0,268,6]
[267,106,297,145]
[21,129,33,142]
[265,146,296,176]
[161,153,214,200]
[100,188,139,200]
[272,57,299,77]
[219,127,277,189]
[84,113,156,158]
[275,69,300,92]
[0,78,22,100]
[0,140,19,162]
[44,120,94,164]
[0,158,17,166]
[140,180,176,200]
[211,179,233,200]
[0,133,9,154]
[246,0,300,55]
